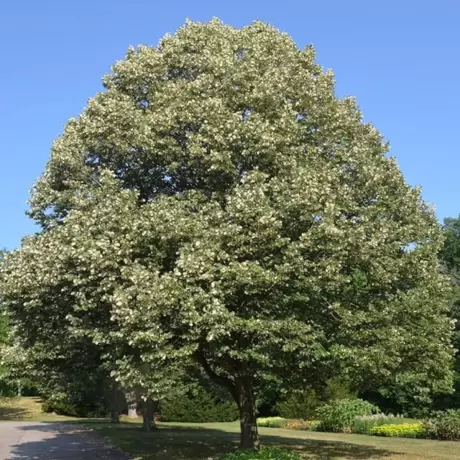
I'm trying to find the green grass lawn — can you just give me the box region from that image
[2,397,460,460]
[88,421,460,460]
[0,396,79,422]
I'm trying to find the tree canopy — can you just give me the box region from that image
[441,217,460,277]
[0,20,454,448]
[439,216,460,363]
[435,216,460,410]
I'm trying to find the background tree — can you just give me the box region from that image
[435,215,460,410]
[0,181,187,428]
[0,237,123,418]
[440,216,460,276]
[0,250,8,350]
[0,249,12,396]
[0,250,28,397]
[2,20,454,449]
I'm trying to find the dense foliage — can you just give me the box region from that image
[423,409,460,440]
[277,379,355,420]
[0,310,12,396]
[435,216,460,411]
[160,387,238,422]
[316,399,378,432]
[0,249,16,396]
[42,397,108,418]
[39,371,120,418]
[276,388,320,421]
[0,19,454,448]
[440,217,460,275]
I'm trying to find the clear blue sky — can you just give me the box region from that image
[1,1,459,250]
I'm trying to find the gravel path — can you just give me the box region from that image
[0,422,130,459]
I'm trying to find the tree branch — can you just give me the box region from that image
[195,348,238,402]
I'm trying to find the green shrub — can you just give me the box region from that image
[316,399,378,432]
[352,413,407,434]
[370,423,423,438]
[423,409,460,440]
[41,401,53,413]
[41,399,107,418]
[324,378,357,402]
[42,400,80,417]
[160,388,238,423]
[276,379,355,421]
[219,447,301,460]
[40,376,113,418]
[257,417,288,428]
[277,388,320,420]
[0,379,17,397]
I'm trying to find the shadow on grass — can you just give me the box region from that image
[2,421,407,460]
[0,406,29,420]
[89,423,398,460]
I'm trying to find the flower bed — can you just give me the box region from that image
[370,423,424,438]
[257,417,318,431]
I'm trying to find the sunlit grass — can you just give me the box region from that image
[0,396,79,422]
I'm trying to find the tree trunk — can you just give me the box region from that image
[150,400,157,431]
[109,382,122,423]
[128,403,138,418]
[110,410,120,423]
[142,398,156,432]
[236,378,259,449]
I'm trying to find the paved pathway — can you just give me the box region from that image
[0,422,130,459]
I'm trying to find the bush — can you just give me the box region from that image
[324,378,357,402]
[219,447,301,460]
[277,388,321,420]
[370,423,423,438]
[276,379,355,421]
[316,399,378,432]
[352,413,407,434]
[41,399,107,418]
[42,400,79,417]
[160,388,238,423]
[257,417,288,428]
[423,409,460,440]
[41,401,53,413]
[0,379,16,397]
[40,376,114,419]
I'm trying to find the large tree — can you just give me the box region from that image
[1,20,454,448]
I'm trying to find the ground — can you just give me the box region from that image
[1,398,460,460]
[91,422,460,460]
[0,421,129,460]
[0,396,76,422]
